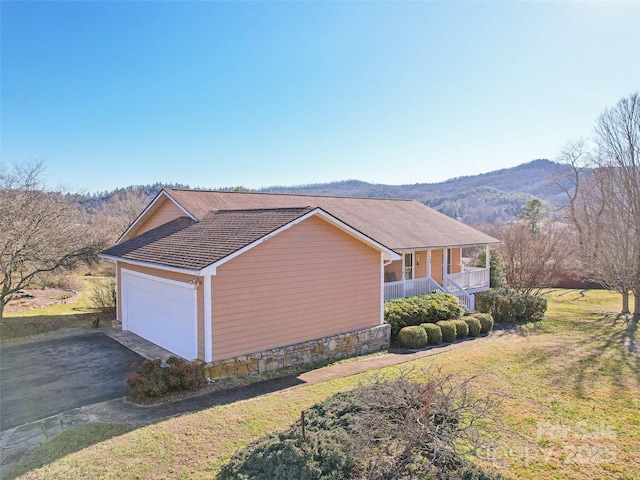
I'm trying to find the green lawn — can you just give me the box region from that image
[6,289,640,480]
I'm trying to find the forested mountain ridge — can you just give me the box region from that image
[261,159,568,201]
[75,159,572,225]
[261,159,572,224]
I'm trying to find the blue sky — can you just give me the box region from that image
[2,1,639,193]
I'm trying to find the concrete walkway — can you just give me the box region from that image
[0,329,501,478]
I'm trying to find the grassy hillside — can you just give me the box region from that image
[8,289,639,480]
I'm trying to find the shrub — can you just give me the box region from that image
[125,359,168,399]
[476,288,547,323]
[462,316,482,337]
[436,320,457,343]
[421,322,443,345]
[472,313,494,334]
[126,357,204,400]
[218,391,355,479]
[384,292,463,336]
[89,275,116,313]
[218,370,501,480]
[398,326,429,349]
[384,298,423,335]
[167,360,205,391]
[452,319,469,339]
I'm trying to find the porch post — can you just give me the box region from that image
[442,248,448,282]
[485,245,490,269]
[380,253,385,324]
[401,253,406,297]
[427,250,432,279]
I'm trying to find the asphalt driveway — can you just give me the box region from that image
[0,331,143,431]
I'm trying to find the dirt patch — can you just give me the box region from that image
[5,289,79,312]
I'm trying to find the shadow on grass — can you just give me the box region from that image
[3,372,311,480]
[0,312,107,343]
[3,423,140,480]
[552,312,639,400]
[493,320,550,338]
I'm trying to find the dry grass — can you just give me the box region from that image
[0,277,112,343]
[7,289,640,480]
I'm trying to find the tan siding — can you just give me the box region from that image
[116,262,205,359]
[451,248,462,274]
[210,215,381,361]
[384,260,402,282]
[431,250,443,284]
[415,250,427,279]
[135,199,186,237]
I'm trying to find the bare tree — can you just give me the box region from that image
[91,188,151,243]
[557,93,640,318]
[497,219,569,296]
[0,162,106,319]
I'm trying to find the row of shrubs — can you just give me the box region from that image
[385,288,547,338]
[397,313,494,349]
[125,356,205,400]
[384,291,464,335]
[476,288,547,323]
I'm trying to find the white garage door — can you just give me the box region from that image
[121,270,198,360]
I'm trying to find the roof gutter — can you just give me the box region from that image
[393,241,501,252]
[99,254,204,276]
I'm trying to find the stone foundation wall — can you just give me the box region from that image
[203,324,390,380]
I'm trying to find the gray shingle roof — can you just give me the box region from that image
[102,207,315,270]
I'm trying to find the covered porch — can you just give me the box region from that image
[383,246,492,310]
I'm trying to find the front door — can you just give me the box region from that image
[404,253,413,280]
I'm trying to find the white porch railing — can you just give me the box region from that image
[447,267,490,291]
[383,268,490,310]
[384,277,444,301]
[443,275,475,311]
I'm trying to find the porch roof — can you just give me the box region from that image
[161,189,500,251]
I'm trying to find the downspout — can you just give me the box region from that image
[381,254,390,324]
[203,275,213,363]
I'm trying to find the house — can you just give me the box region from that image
[100,189,499,375]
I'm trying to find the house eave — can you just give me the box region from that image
[116,190,198,244]
[393,240,501,253]
[99,254,205,276]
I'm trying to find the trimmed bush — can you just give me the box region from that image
[472,313,494,334]
[476,288,547,323]
[384,291,463,336]
[462,316,482,337]
[452,319,469,339]
[436,320,457,343]
[421,322,443,345]
[398,326,429,349]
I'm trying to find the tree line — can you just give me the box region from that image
[1,92,638,319]
[478,92,639,318]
